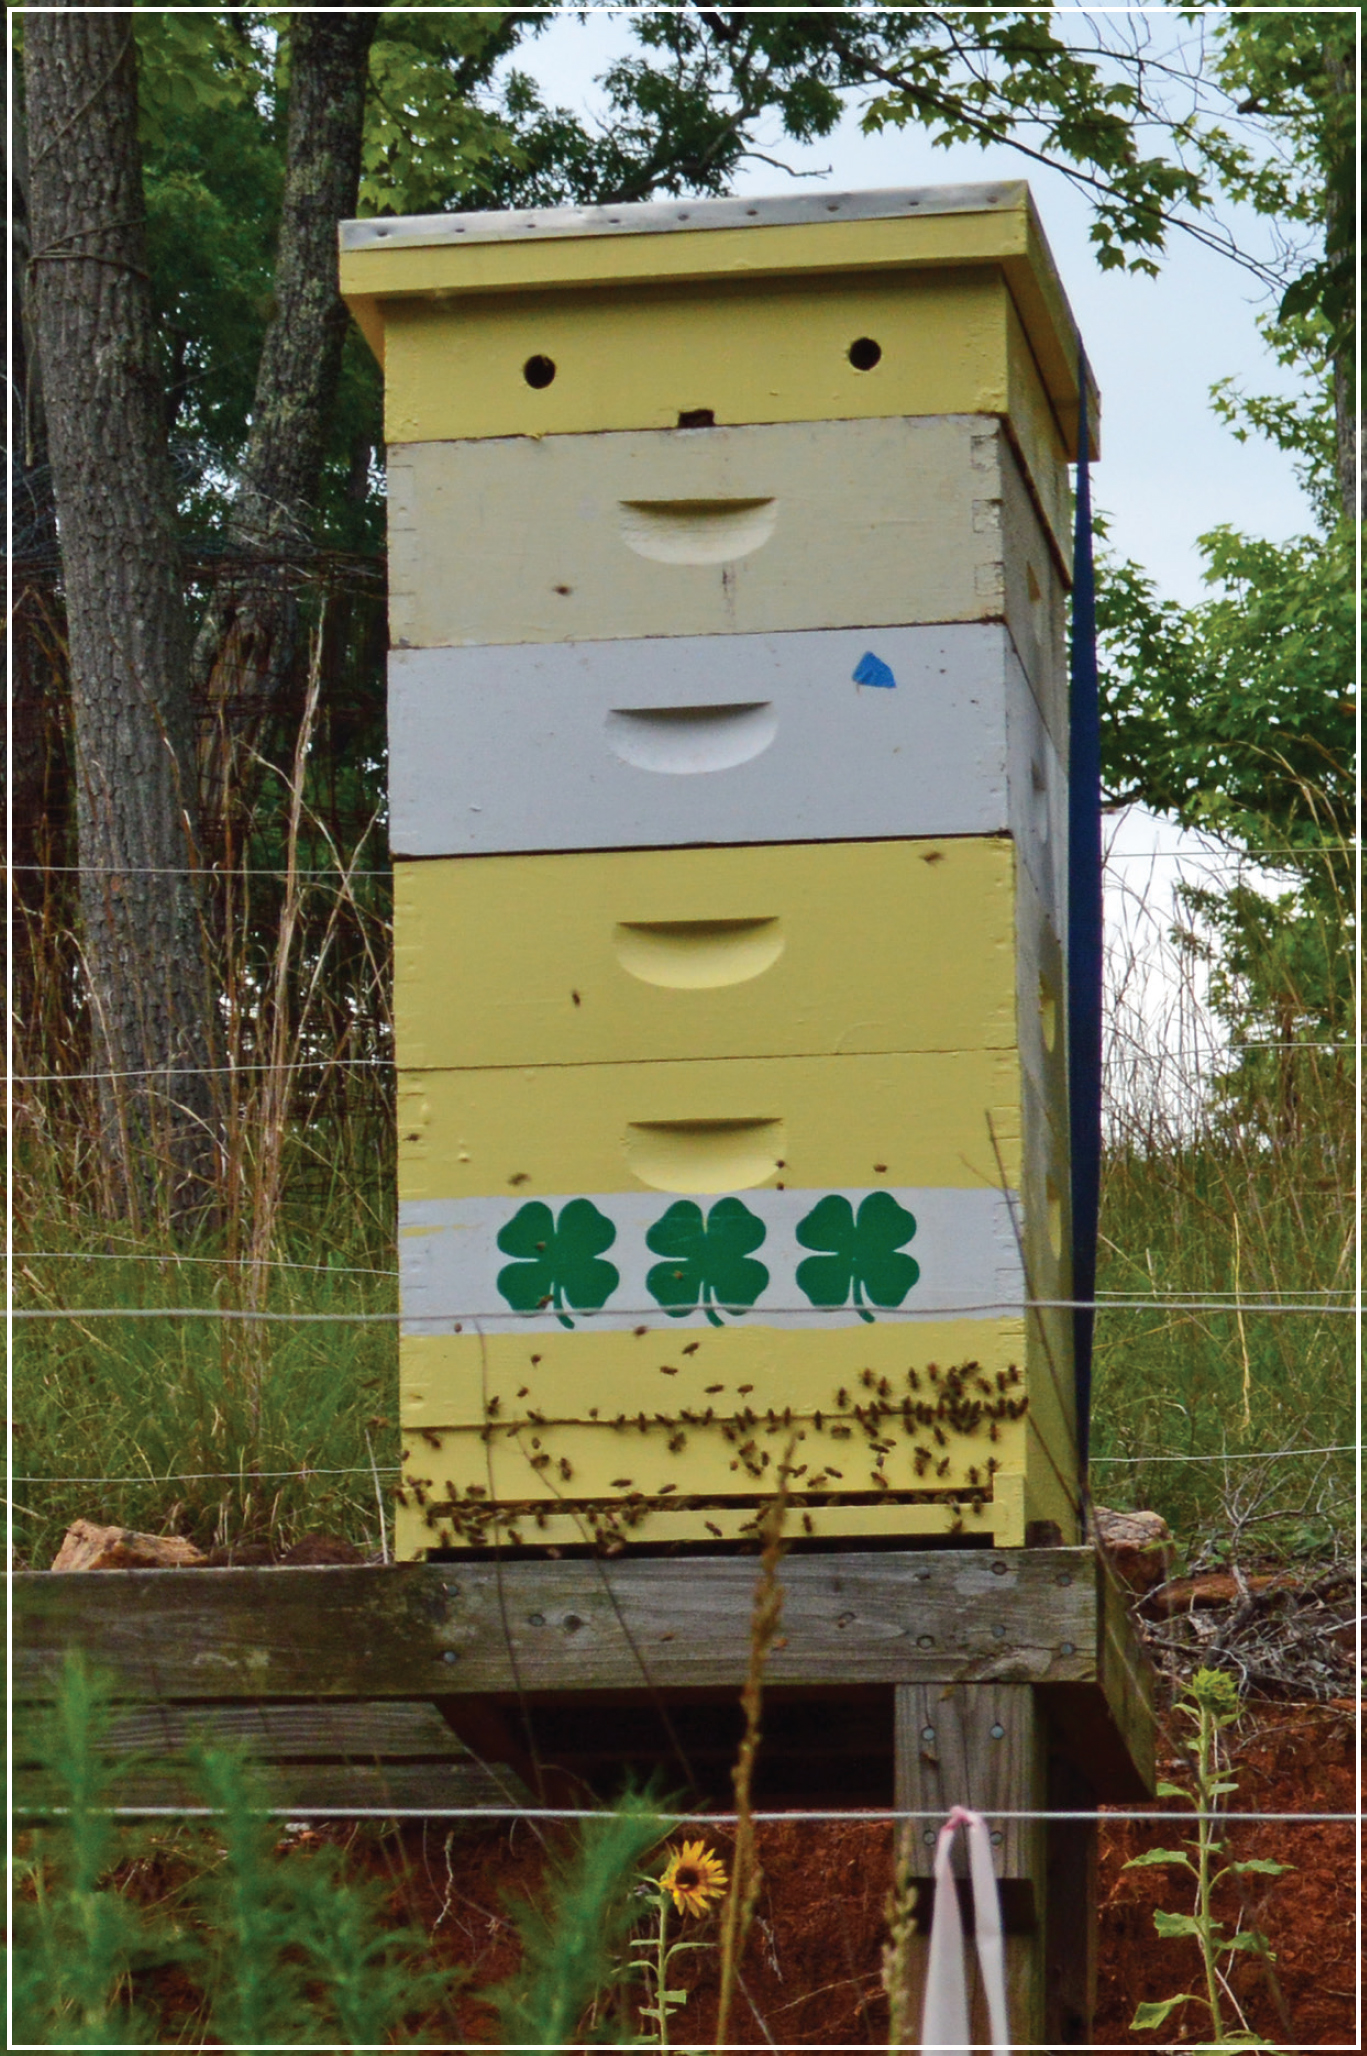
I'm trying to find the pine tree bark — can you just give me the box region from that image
[193,10,377,846]
[24,9,217,1221]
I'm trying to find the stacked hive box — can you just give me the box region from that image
[340,181,1097,1558]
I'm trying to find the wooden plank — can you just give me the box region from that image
[1043,1745,1099,2044]
[889,1681,1047,2045]
[894,1680,1044,1880]
[400,1306,1029,1421]
[402,1412,1022,1507]
[14,1551,1103,1703]
[390,628,1064,932]
[95,1698,477,1759]
[387,416,1068,738]
[382,265,1006,437]
[18,1760,518,1814]
[1097,1550,1157,1794]
[397,1489,1014,1559]
[342,188,1083,524]
[394,839,1021,1069]
[388,622,1063,865]
[397,1049,1023,1204]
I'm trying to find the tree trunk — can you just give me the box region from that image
[8,89,67,1027]
[24,8,217,1224]
[193,10,377,848]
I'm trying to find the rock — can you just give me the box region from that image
[1092,1506,1173,1593]
[51,1520,206,1572]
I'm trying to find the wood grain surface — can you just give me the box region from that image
[387,623,1065,866]
[16,1550,1103,1699]
[387,417,1068,739]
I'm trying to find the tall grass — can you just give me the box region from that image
[10,1127,398,1565]
[1092,851,1354,1549]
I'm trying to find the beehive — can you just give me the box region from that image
[340,181,1097,1558]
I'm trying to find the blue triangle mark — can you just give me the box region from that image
[852,650,896,689]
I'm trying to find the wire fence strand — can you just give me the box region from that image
[11,1803,1357,1825]
[12,1258,1351,1302]
[14,1251,399,1278]
[11,1047,1359,1085]
[10,1297,1357,1321]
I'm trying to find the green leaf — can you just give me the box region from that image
[795,1192,919,1320]
[1155,1780,1190,1799]
[1129,1996,1203,2032]
[645,1198,768,1326]
[1124,1847,1194,1871]
[1227,1858,1292,1877]
[497,1199,619,1327]
[1223,1932,1277,1957]
[1152,1908,1205,1938]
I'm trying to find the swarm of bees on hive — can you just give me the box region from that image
[397,1358,1028,1553]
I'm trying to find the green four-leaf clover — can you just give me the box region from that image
[795,1192,919,1322]
[497,1198,619,1328]
[645,1197,769,1327]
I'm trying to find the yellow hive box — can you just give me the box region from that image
[396,838,1055,1075]
[341,181,1097,554]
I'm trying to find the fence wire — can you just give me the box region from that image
[12,1803,1357,1825]
[10,1297,1357,1321]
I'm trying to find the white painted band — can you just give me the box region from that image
[398,1186,1023,1336]
[389,621,1065,928]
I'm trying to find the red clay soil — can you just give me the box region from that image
[372,1700,1356,2047]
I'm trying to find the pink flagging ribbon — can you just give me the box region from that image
[920,1805,1010,2055]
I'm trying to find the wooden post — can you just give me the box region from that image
[893,1681,1048,2046]
[1043,1745,1099,2046]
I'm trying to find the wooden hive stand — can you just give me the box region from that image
[16,1539,1153,2045]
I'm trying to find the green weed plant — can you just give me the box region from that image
[12,1652,673,2046]
[1125,1667,1289,2046]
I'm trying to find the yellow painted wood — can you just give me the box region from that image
[393,1486,1006,1559]
[396,1050,1023,1203]
[1005,294,1073,555]
[340,185,1097,459]
[377,269,1073,538]
[400,1412,1025,1504]
[1015,857,1068,1126]
[381,270,1008,440]
[401,1316,1030,1426]
[394,839,1018,1072]
[389,415,1071,737]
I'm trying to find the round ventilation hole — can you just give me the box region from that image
[523,354,556,389]
[848,337,882,371]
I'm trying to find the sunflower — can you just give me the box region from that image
[659,1840,728,1917]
